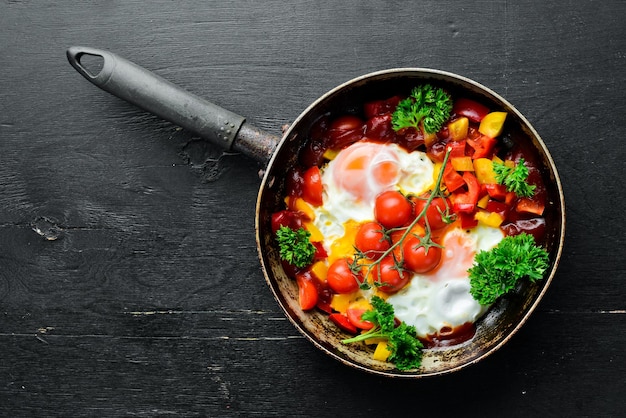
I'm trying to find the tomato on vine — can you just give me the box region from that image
[412,195,451,230]
[402,236,442,273]
[374,190,413,228]
[374,255,410,294]
[355,221,390,260]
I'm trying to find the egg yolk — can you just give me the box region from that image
[332,142,400,203]
[426,228,477,282]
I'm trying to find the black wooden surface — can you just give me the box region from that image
[1,1,625,416]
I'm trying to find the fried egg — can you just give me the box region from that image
[313,141,434,250]
[387,225,504,338]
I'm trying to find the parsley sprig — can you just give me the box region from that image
[493,158,535,198]
[468,233,550,305]
[391,84,453,134]
[276,226,316,268]
[342,296,423,371]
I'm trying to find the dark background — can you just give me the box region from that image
[1,1,625,416]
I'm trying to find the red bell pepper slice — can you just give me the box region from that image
[452,172,480,213]
[329,313,358,334]
[443,162,466,192]
[311,241,328,260]
[458,212,478,229]
[484,183,508,201]
[486,200,510,218]
[515,197,546,216]
[467,135,497,159]
[447,140,467,158]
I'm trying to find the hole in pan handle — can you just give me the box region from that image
[66,46,279,164]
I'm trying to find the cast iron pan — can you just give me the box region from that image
[67,46,565,378]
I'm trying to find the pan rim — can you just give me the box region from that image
[255,67,565,378]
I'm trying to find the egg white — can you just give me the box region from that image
[387,225,504,338]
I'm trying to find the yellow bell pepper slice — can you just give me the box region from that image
[448,117,469,141]
[474,210,504,228]
[473,158,497,184]
[478,111,507,138]
[330,293,355,313]
[323,148,339,161]
[310,261,328,282]
[451,156,474,171]
[303,221,323,242]
[292,197,315,221]
[423,129,438,147]
[477,194,490,209]
[372,341,392,361]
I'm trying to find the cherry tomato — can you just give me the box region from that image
[453,98,490,123]
[271,210,305,233]
[365,114,395,141]
[315,281,333,314]
[301,166,323,206]
[364,96,401,118]
[299,139,326,170]
[284,167,304,197]
[300,115,330,167]
[296,273,318,310]
[402,236,442,274]
[389,225,425,261]
[355,221,390,260]
[346,307,374,330]
[412,196,450,230]
[374,191,413,229]
[374,255,410,294]
[327,115,364,149]
[327,258,361,294]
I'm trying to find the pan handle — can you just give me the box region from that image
[66,46,279,165]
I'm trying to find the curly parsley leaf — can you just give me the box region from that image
[493,158,536,198]
[387,323,423,371]
[275,226,316,268]
[391,85,453,134]
[468,233,550,305]
[343,296,423,371]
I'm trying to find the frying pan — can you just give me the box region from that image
[67,46,565,378]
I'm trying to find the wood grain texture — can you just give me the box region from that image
[1,0,625,416]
